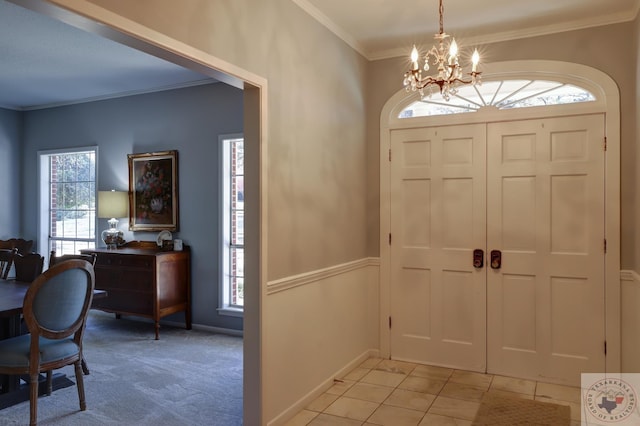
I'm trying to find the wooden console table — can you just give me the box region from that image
[81,245,191,339]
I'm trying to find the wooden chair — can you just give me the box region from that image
[48,251,97,375]
[0,248,17,279]
[0,259,95,425]
[13,253,45,283]
[11,239,34,254]
[0,239,34,254]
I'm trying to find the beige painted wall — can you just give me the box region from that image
[367,21,637,270]
[42,0,372,423]
[80,0,370,281]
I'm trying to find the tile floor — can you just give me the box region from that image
[284,357,582,425]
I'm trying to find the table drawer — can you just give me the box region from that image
[94,267,154,292]
[95,254,154,269]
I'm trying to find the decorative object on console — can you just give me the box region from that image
[98,190,128,249]
[156,230,172,247]
[128,150,179,232]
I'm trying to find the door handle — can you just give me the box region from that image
[491,250,502,269]
[473,249,484,269]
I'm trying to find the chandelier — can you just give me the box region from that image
[403,0,481,101]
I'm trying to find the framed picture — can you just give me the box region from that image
[128,150,179,231]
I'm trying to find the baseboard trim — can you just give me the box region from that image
[104,313,244,337]
[268,348,380,426]
[267,257,380,295]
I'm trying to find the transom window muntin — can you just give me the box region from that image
[399,79,596,118]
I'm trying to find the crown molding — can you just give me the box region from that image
[291,0,368,58]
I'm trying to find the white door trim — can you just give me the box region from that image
[379,60,621,374]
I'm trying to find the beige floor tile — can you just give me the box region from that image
[490,375,536,395]
[308,413,364,426]
[361,370,407,387]
[326,379,356,396]
[344,382,394,404]
[449,370,493,390]
[439,382,486,402]
[486,388,534,400]
[284,409,319,426]
[359,358,384,369]
[398,376,447,394]
[419,413,473,425]
[428,396,481,421]
[411,364,454,381]
[343,367,371,382]
[367,404,426,426]
[324,396,379,421]
[535,381,582,404]
[384,388,437,412]
[375,359,417,375]
[306,393,340,412]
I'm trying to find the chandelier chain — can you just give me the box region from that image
[439,0,444,34]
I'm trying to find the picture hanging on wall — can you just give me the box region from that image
[128,150,179,232]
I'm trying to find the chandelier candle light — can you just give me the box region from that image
[403,0,481,101]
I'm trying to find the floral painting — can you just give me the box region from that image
[128,150,179,231]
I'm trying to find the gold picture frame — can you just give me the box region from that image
[128,150,179,231]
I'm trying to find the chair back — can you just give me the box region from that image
[0,248,17,279]
[49,250,97,268]
[0,238,34,254]
[13,252,44,283]
[23,259,95,342]
[12,239,34,254]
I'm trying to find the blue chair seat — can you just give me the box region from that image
[0,335,79,368]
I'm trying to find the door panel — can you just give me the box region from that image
[390,124,487,372]
[486,115,605,385]
[389,114,605,386]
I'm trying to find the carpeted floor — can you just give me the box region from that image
[472,392,571,425]
[0,310,243,425]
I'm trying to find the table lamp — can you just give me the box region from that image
[98,190,128,249]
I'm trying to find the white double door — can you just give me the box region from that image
[389,114,605,385]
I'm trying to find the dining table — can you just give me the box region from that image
[0,278,106,409]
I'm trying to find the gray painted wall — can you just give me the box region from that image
[0,108,21,238]
[17,82,244,330]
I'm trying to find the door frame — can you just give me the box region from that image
[379,60,621,374]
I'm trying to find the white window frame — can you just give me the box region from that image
[38,146,98,259]
[219,134,244,316]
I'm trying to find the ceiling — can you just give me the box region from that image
[2,0,639,110]
[300,0,640,59]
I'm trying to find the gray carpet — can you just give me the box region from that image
[0,311,243,425]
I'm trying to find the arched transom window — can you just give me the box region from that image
[399,79,596,118]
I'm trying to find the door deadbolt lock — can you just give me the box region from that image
[473,249,484,268]
[491,250,502,269]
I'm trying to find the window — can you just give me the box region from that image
[399,79,596,118]
[220,135,244,314]
[39,148,97,256]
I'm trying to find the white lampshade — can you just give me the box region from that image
[98,190,128,219]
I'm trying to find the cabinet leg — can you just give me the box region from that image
[155,322,159,340]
